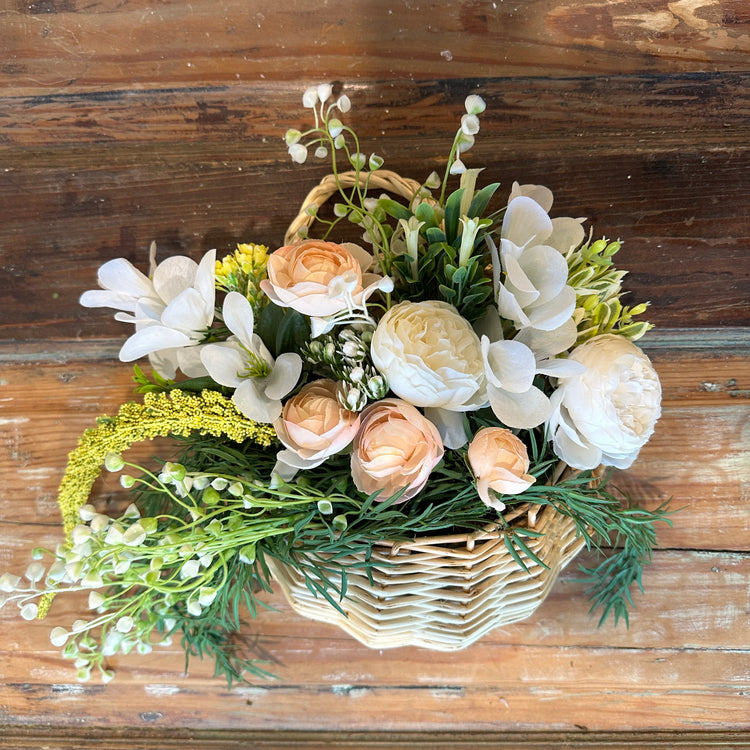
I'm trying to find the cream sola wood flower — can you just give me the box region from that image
[545,333,662,470]
[79,246,217,378]
[200,292,303,423]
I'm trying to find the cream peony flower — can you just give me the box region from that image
[492,183,584,336]
[200,292,302,423]
[259,240,392,335]
[467,427,536,512]
[273,379,361,480]
[546,334,662,470]
[371,300,486,411]
[351,398,443,502]
[81,248,217,378]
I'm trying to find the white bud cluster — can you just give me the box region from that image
[450,94,487,175]
[285,84,355,165]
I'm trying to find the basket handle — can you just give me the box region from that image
[284,169,423,246]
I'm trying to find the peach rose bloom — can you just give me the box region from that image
[351,398,444,502]
[273,379,360,479]
[260,239,381,318]
[467,427,535,512]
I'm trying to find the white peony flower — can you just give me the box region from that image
[200,292,302,423]
[370,300,488,449]
[371,301,486,410]
[80,248,217,378]
[546,334,662,470]
[493,182,585,335]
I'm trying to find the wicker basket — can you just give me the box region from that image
[268,172,589,650]
[284,169,423,245]
[267,499,586,651]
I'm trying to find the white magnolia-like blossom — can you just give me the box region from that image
[493,182,585,340]
[546,334,662,470]
[200,292,302,423]
[80,248,217,378]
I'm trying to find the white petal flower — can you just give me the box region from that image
[493,187,583,335]
[546,334,662,470]
[81,248,217,379]
[79,258,160,314]
[481,336,552,429]
[200,292,302,423]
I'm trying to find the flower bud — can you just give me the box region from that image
[465,94,486,115]
[104,453,125,472]
[285,128,302,145]
[328,118,344,138]
[460,113,480,136]
[50,627,69,647]
[288,143,308,164]
[302,86,318,108]
[20,602,39,621]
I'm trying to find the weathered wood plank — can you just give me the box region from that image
[0,354,747,548]
[2,75,748,147]
[0,546,748,732]
[2,0,749,96]
[1,728,749,750]
[1,141,748,336]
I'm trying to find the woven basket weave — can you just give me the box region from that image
[269,172,589,650]
[267,497,586,651]
[284,169,423,245]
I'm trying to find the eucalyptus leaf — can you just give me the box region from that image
[378,198,413,221]
[414,202,437,227]
[425,226,446,245]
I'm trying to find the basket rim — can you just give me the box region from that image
[292,463,601,556]
[284,169,423,245]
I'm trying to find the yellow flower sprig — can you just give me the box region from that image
[215,243,269,313]
[37,389,275,619]
[56,389,275,536]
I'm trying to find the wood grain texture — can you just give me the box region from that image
[1,544,748,734]
[1,75,748,337]
[2,0,749,96]
[1,0,748,744]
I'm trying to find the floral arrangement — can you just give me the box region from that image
[1,85,670,685]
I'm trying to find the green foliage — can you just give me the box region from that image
[383,183,498,321]
[256,302,311,357]
[518,472,673,626]
[132,363,173,393]
[567,237,653,344]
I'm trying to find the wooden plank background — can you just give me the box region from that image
[1,0,748,746]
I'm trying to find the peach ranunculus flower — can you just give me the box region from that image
[467,427,536,512]
[273,379,361,480]
[350,398,444,502]
[259,240,393,333]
